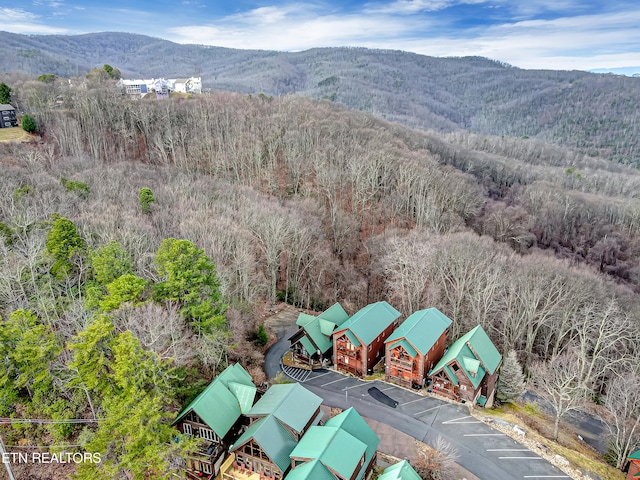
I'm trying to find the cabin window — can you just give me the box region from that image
[202,463,212,474]
[199,427,218,442]
[460,385,467,391]
[183,423,192,436]
[452,363,459,372]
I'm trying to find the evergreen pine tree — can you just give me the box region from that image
[496,350,525,403]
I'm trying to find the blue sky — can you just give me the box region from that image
[2,0,639,72]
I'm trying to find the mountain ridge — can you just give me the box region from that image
[2,31,639,166]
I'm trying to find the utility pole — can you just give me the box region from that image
[0,434,17,480]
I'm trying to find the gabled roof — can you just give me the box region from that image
[289,425,366,479]
[389,339,418,358]
[378,460,422,480]
[288,408,378,480]
[324,408,379,479]
[284,459,335,480]
[318,303,349,326]
[173,363,256,437]
[429,325,501,388]
[230,415,297,473]
[386,308,452,355]
[0,104,15,111]
[294,303,349,354]
[334,301,400,346]
[629,449,640,460]
[248,383,322,434]
[296,312,331,353]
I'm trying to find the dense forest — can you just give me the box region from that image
[0,74,639,478]
[2,31,640,166]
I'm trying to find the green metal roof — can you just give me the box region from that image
[228,381,257,414]
[324,408,379,480]
[378,460,421,480]
[430,325,501,388]
[344,329,362,348]
[230,415,297,473]
[334,302,400,347]
[248,383,322,434]
[319,318,337,337]
[284,459,335,480]
[389,339,418,358]
[462,356,480,375]
[173,363,256,436]
[299,335,317,356]
[318,303,349,326]
[386,308,452,355]
[289,426,366,480]
[296,313,316,327]
[629,449,640,460]
[477,395,488,407]
[294,303,348,354]
[442,365,459,386]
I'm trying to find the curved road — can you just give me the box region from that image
[263,311,572,480]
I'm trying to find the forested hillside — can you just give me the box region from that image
[2,31,640,166]
[1,78,639,478]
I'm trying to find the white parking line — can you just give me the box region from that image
[399,397,428,406]
[523,476,569,478]
[414,405,442,416]
[344,383,367,390]
[379,386,395,391]
[463,434,505,436]
[442,415,473,424]
[310,371,331,380]
[487,449,530,452]
[321,377,350,387]
[498,457,542,460]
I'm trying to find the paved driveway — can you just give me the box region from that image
[298,369,571,480]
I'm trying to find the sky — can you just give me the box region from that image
[2,0,640,72]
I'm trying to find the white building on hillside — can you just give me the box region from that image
[119,76,202,97]
[168,77,202,94]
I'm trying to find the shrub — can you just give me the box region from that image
[138,188,155,214]
[256,325,269,346]
[21,114,37,133]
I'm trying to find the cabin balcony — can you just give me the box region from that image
[389,356,413,369]
[221,454,279,480]
[336,345,358,358]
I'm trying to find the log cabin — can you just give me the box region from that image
[428,325,502,407]
[172,363,257,478]
[287,407,379,480]
[289,303,349,367]
[227,383,323,479]
[385,308,452,389]
[628,449,640,480]
[333,302,401,377]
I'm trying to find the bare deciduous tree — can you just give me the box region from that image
[530,353,591,441]
[602,371,640,469]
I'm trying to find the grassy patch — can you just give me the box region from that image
[0,127,32,142]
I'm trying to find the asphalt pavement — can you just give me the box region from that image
[263,311,572,480]
[301,369,571,480]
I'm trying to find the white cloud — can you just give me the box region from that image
[1,7,38,21]
[365,0,454,14]
[0,7,69,33]
[169,6,422,50]
[167,4,640,70]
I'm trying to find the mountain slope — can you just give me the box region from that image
[1,31,639,165]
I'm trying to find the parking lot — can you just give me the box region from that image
[298,368,571,480]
